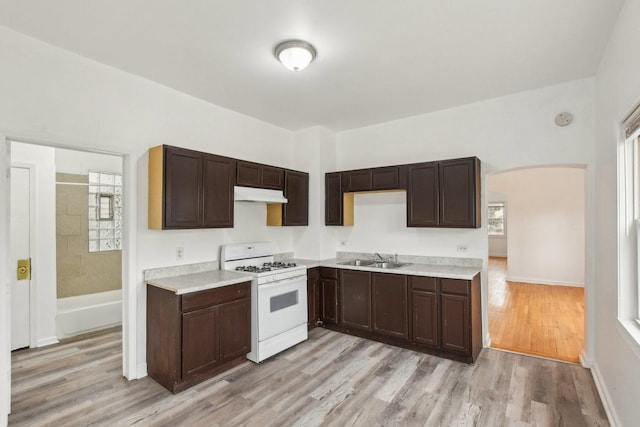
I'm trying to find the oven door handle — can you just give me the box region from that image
[259,275,306,290]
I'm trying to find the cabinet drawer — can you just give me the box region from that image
[182,282,251,312]
[320,267,338,280]
[410,276,437,292]
[440,278,469,296]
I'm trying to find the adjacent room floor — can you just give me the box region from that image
[488,257,585,363]
[9,326,606,426]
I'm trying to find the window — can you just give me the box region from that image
[487,202,506,236]
[88,171,122,252]
[619,102,640,346]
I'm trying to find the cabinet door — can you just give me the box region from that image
[182,306,219,379]
[236,161,262,188]
[261,166,284,190]
[320,278,339,325]
[325,172,343,225]
[371,273,408,339]
[345,169,372,192]
[219,298,251,361]
[307,268,320,328]
[202,154,235,228]
[439,158,480,228]
[371,167,399,190]
[407,162,439,227]
[283,170,309,226]
[440,294,470,354]
[164,146,203,228]
[411,290,439,347]
[339,270,371,331]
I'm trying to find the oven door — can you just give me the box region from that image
[257,275,307,342]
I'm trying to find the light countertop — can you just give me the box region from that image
[146,257,481,295]
[146,270,253,295]
[285,258,481,280]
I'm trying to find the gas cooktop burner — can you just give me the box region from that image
[234,262,297,274]
[263,262,297,269]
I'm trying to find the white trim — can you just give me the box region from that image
[505,276,584,287]
[10,163,39,349]
[591,362,621,427]
[136,363,148,379]
[122,152,138,380]
[36,336,59,347]
[616,319,640,360]
[578,351,593,368]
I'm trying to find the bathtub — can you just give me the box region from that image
[56,289,122,339]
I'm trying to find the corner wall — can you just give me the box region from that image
[593,0,640,424]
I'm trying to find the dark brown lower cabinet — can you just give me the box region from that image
[307,267,320,329]
[371,273,408,339]
[339,270,371,331]
[440,293,470,354]
[147,281,251,393]
[320,268,339,325]
[321,270,482,364]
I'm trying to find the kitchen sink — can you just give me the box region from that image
[339,259,376,266]
[371,262,409,269]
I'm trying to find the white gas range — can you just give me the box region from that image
[220,242,307,363]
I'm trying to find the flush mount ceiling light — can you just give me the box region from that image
[274,40,316,72]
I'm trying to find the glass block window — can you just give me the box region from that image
[488,202,505,236]
[88,171,123,252]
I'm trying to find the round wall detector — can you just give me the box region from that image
[554,112,573,127]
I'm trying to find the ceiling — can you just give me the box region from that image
[0,1,624,131]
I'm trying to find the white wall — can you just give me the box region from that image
[488,167,585,287]
[0,24,299,385]
[487,191,508,257]
[55,148,122,174]
[10,142,58,346]
[593,0,640,425]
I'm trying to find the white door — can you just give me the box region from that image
[10,166,31,351]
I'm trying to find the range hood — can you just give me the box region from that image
[234,186,288,203]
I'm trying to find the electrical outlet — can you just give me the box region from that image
[457,244,468,253]
[176,247,184,260]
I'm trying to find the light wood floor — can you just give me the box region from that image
[488,257,585,363]
[9,326,607,426]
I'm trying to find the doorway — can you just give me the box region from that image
[486,166,586,363]
[9,141,125,347]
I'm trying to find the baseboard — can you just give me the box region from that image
[505,275,584,287]
[136,363,148,380]
[579,351,593,368]
[591,362,621,427]
[36,336,59,347]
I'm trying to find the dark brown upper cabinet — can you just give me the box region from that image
[267,169,309,226]
[439,158,480,228]
[149,145,235,229]
[325,156,480,229]
[372,166,400,190]
[236,160,284,190]
[407,162,439,227]
[345,169,372,192]
[325,172,343,226]
[282,170,309,226]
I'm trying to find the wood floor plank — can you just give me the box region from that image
[9,326,608,426]
[488,256,584,363]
